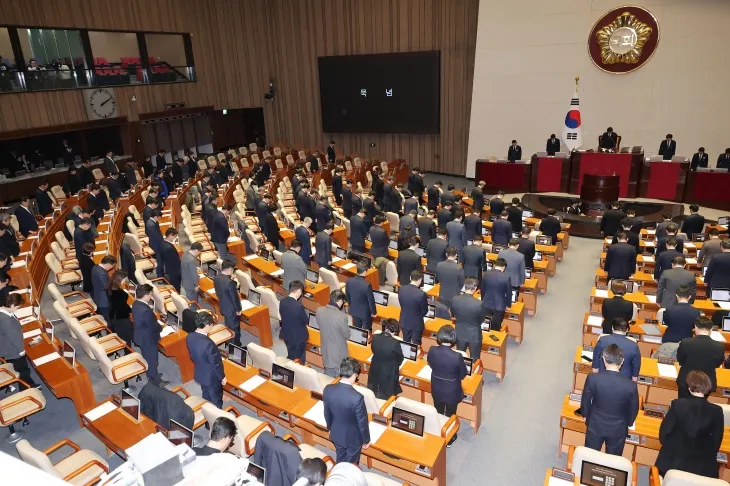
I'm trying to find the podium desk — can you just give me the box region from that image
[474,160,532,193]
[530,154,570,193]
[81,398,159,459]
[581,174,619,205]
[685,170,730,211]
[569,151,642,198]
[639,160,690,202]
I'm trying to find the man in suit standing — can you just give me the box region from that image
[491,211,513,246]
[490,192,505,216]
[657,223,685,255]
[397,236,422,285]
[676,317,725,397]
[658,256,697,308]
[181,242,203,302]
[155,149,167,172]
[445,210,467,260]
[79,160,94,188]
[86,184,106,225]
[350,188,363,215]
[601,282,635,334]
[368,214,390,260]
[506,198,522,233]
[419,210,437,247]
[611,220,640,254]
[451,277,488,358]
[381,177,393,213]
[699,228,723,266]
[61,139,75,165]
[186,311,225,407]
[599,127,619,151]
[470,180,486,214]
[435,247,465,308]
[332,168,344,205]
[281,239,308,292]
[74,218,95,261]
[326,140,337,165]
[345,261,377,330]
[132,284,168,387]
[498,238,525,294]
[407,167,425,202]
[14,197,38,237]
[317,290,351,377]
[103,150,119,176]
[705,240,730,292]
[315,222,334,270]
[717,149,730,170]
[658,134,677,160]
[146,209,164,277]
[35,182,53,216]
[91,255,116,324]
[600,201,625,237]
[279,280,309,363]
[295,218,313,264]
[691,147,709,171]
[463,210,481,241]
[315,196,332,232]
[507,140,522,162]
[160,228,182,291]
[143,197,159,223]
[440,184,456,209]
[592,318,640,382]
[211,205,234,261]
[604,232,636,280]
[681,204,705,239]
[213,260,242,345]
[580,344,639,455]
[654,237,682,280]
[663,285,702,344]
[341,179,354,218]
[426,228,449,273]
[297,186,317,231]
[516,226,536,269]
[437,201,453,229]
[398,270,428,344]
[463,235,487,280]
[66,166,83,194]
[538,208,562,244]
[349,208,368,253]
[323,357,370,463]
[480,257,512,331]
[107,173,122,202]
[399,210,417,237]
[546,134,561,155]
[426,181,442,212]
[655,214,673,240]
[123,162,137,190]
[362,192,379,231]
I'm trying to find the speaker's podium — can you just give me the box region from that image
[569,151,643,199]
[581,174,619,204]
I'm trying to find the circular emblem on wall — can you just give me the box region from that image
[588,6,660,74]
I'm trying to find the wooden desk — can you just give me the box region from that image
[81,398,159,459]
[331,258,380,290]
[589,286,718,318]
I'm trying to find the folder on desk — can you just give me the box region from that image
[586,315,603,326]
[416,365,432,381]
[594,289,608,298]
[239,375,267,393]
[368,421,387,445]
[711,331,727,342]
[642,256,655,263]
[303,400,327,427]
[657,363,678,378]
[640,324,661,336]
[270,269,284,277]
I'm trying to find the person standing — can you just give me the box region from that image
[497,238,525,296]
[435,247,464,308]
[604,232,636,280]
[653,237,682,281]
[462,235,487,280]
[546,134,561,155]
[396,236,422,285]
[676,317,725,398]
[427,181,441,212]
[279,281,309,363]
[213,260,242,345]
[451,277,487,359]
[104,149,119,175]
[145,209,164,277]
[79,242,96,294]
[349,208,368,253]
[599,201,625,237]
[362,192,379,231]
[91,256,116,324]
[516,226,536,269]
[489,192,505,216]
[407,167,425,202]
[592,318,640,382]
[657,256,696,308]
[507,140,522,162]
[463,210,482,241]
[601,282,635,334]
[186,311,226,408]
[132,284,168,387]
[445,210,467,260]
[281,239,308,293]
[658,134,677,160]
[427,324,466,448]
[480,258,512,332]
[704,240,730,293]
[425,228,448,273]
[691,147,709,171]
[323,357,370,463]
[491,211,512,246]
[181,242,203,302]
[662,286,702,344]
[14,197,38,237]
[35,182,53,216]
[210,205,233,261]
[538,208,562,243]
[316,290,351,377]
[295,218,313,264]
[160,228,181,291]
[681,204,705,239]
[698,228,722,266]
[471,181,486,214]
[368,215,389,259]
[107,270,133,351]
[0,294,40,388]
[315,222,334,270]
[327,141,336,166]
[345,261,377,330]
[398,270,428,345]
[367,318,403,400]
[717,149,730,170]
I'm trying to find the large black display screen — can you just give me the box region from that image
[318,51,440,134]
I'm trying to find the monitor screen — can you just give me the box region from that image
[246,462,266,484]
[62,340,75,367]
[511,290,518,304]
[711,288,730,302]
[723,317,730,332]
[525,267,532,279]
[248,290,261,307]
[400,342,418,361]
[522,210,534,218]
[512,232,520,239]
[373,290,389,306]
[718,216,729,226]
[166,311,179,329]
[259,248,270,261]
[492,245,506,254]
[485,261,493,271]
[120,389,140,421]
[335,247,347,260]
[168,419,193,447]
[415,246,426,257]
[611,279,635,294]
[426,304,435,319]
[391,407,425,437]
[318,51,440,134]
[693,233,707,242]
[537,235,552,246]
[579,461,628,486]
[271,363,294,389]
[481,226,491,236]
[206,265,218,279]
[228,343,247,367]
[348,326,370,346]
[464,357,474,376]
[533,251,543,261]
[306,269,319,285]
[481,316,492,331]
[423,272,436,286]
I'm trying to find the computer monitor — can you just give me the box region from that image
[388,239,398,250]
[228,343,247,367]
[522,210,534,218]
[611,279,635,294]
[533,251,543,261]
[206,265,218,279]
[373,290,389,306]
[335,247,347,260]
[271,363,294,389]
[512,232,519,239]
[711,288,730,302]
[537,235,552,246]
[723,317,730,332]
[511,290,518,304]
[62,341,75,367]
[464,357,474,376]
[415,246,426,257]
[259,248,270,261]
[306,269,319,285]
[481,316,492,331]
[426,304,435,319]
[703,265,708,277]
[120,389,140,421]
[481,226,491,236]
[248,289,262,307]
[718,216,729,226]
[579,461,628,486]
[168,419,193,447]
[485,260,493,271]
[308,313,319,329]
[348,326,370,346]
[400,342,419,361]
[390,407,425,437]
[492,244,506,254]
[423,272,436,286]
[365,232,371,241]
[166,311,179,329]
[693,233,707,242]
[246,462,266,484]
[525,268,532,279]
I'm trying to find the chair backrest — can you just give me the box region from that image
[345,160,353,171]
[275,158,284,170]
[47,283,65,304]
[385,212,399,232]
[286,154,295,165]
[234,270,254,296]
[380,161,389,174]
[245,229,259,253]
[45,253,62,274]
[382,287,399,307]
[171,293,189,321]
[298,150,306,160]
[150,286,167,314]
[663,470,729,486]
[262,150,271,159]
[272,250,283,266]
[256,286,280,320]
[55,231,70,251]
[251,154,260,164]
[284,361,329,393]
[354,157,362,167]
[217,153,226,162]
[92,168,104,180]
[141,190,149,203]
[135,268,150,285]
[366,171,373,184]
[198,160,207,171]
[340,216,351,237]
[719,404,730,426]
[124,233,143,253]
[319,267,341,294]
[249,143,258,152]
[569,446,633,484]
[66,219,75,236]
[200,403,244,456]
[207,155,216,166]
[47,190,58,206]
[389,397,443,436]
[51,185,66,200]
[50,242,66,262]
[247,342,278,373]
[230,161,240,174]
[239,147,248,156]
[68,318,96,359]
[353,384,381,415]
[305,162,311,173]
[129,205,142,221]
[15,440,60,478]
[233,189,245,204]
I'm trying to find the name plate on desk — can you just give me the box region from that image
[508,313,518,320]
[569,392,582,403]
[310,345,321,354]
[644,406,666,419]
[625,433,640,445]
[721,388,730,398]
[258,370,271,379]
[304,292,314,300]
[645,318,659,324]
[430,332,438,339]
[589,311,602,317]
[372,414,388,425]
[657,357,675,365]
[637,375,654,385]
[487,346,499,355]
[462,394,473,404]
[627,333,640,340]
[401,377,418,387]
[718,452,728,464]
[414,465,432,477]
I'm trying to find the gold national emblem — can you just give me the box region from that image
[596,11,653,64]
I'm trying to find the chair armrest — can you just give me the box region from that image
[281,434,300,445]
[648,466,660,486]
[150,277,172,287]
[440,414,460,441]
[244,422,275,456]
[379,395,397,417]
[566,445,576,470]
[472,359,483,375]
[0,380,42,425]
[188,300,202,310]
[62,291,87,299]
[62,459,109,483]
[44,438,81,456]
[224,405,241,417]
[0,357,5,364]
[111,358,146,382]
[321,455,335,470]
[171,386,191,399]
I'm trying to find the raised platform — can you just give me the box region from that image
[520,193,685,239]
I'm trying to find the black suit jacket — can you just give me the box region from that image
[437,208,452,229]
[539,216,561,242]
[599,132,618,150]
[132,301,161,350]
[691,152,708,171]
[489,198,505,216]
[507,145,522,162]
[546,138,560,155]
[462,244,487,280]
[35,189,53,216]
[580,370,639,438]
[210,211,230,245]
[80,166,94,187]
[186,331,224,387]
[146,219,163,253]
[600,209,625,236]
[654,249,682,280]
[368,333,403,398]
[426,186,440,210]
[160,240,181,279]
[480,270,512,312]
[362,198,378,224]
[681,213,705,238]
[470,186,484,212]
[601,296,634,334]
[451,294,487,344]
[463,213,482,240]
[418,217,436,247]
[155,154,166,170]
[677,335,725,391]
[491,219,512,246]
[315,202,332,231]
[213,274,241,318]
[605,242,636,280]
[516,237,535,269]
[323,382,370,448]
[345,275,376,321]
[398,283,428,333]
[427,345,467,404]
[705,252,730,291]
[314,231,332,269]
[349,215,368,249]
[294,225,311,263]
[717,154,730,170]
[425,238,447,272]
[341,187,353,215]
[659,140,677,159]
[657,235,684,255]
[397,248,421,284]
[369,225,389,258]
[663,303,702,344]
[107,178,122,201]
[14,206,37,237]
[73,227,95,260]
[506,206,522,233]
[611,230,640,254]
[279,296,309,346]
[263,212,280,246]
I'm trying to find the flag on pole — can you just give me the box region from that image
[562,77,582,152]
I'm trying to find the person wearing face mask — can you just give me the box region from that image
[193,417,237,457]
[279,280,310,363]
[159,228,182,292]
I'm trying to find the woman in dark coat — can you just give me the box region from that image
[367,318,403,400]
[655,370,724,478]
[427,324,467,446]
[108,270,133,352]
[79,242,96,294]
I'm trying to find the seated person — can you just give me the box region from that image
[193,416,237,457]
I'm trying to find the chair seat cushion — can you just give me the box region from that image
[363,472,403,486]
[208,325,233,345]
[55,449,108,485]
[0,363,18,385]
[137,259,155,271]
[298,443,328,462]
[99,334,124,353]
[109,353,147,383]
[57,272,81,284]
[79,316,106,333]
[0,388,46,424]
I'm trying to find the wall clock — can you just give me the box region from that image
[83,87,118,120]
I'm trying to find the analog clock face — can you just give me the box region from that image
[89,88,117,118]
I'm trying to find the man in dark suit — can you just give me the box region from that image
[155,149,167,171]
[505,198,522,233]
[368,215,390,259]
[214,260,242,345]
[681,204,705,239]
[611,220,640,254]
[106,173,122,201]
[315,222,334,270]
[341,180,354,218]
[489,192,505,216]
[658,134,677,160]
[399,270,428,344]
[326,141,336,166]
[691,147,709,171]
[507,140,522,162]
[350,188,363,216]
[463,211,481,241]
[580,344,639,455]
[676,317,725,398]
[132,284,167,387]
[345,260,377,330]
[349,208,368,252]
[103,150,119,176]
[655,214,673,240]
[717,149,730,170]
[480,258,512,332]
[362,192,379,231]
[599,127,619,151]
[463,235,487,280]
[491,211,513,246]
[658,256,697,308]
[418,210,437,247]
[401,188,415,215]
[451,277,488,358]
[142,197,159,223]
[397,236,422,285]
[604,232,636,280]
[516,226,536,269]
[73,218,95,261]
[445,210,467,260]
[656,223,685,255]
[599,201,625,237]
[705,240,730,293]
[546,134,560,155]
[79,160,94,188]
[426,181,442,211]
[61,139,75,165]
[407,167,425,202]
[123,161,137,189]
[699,228,723,266]
[211,205,234,260]
[538,208,561,243]
[294,218,313,264]
[624,207,643,233]
[601,282,635,334]
[332,168,344,206]
[435,247,464,308]
[437,201,453,229]
[470,180,486,214]
[14,197,38,237]
[592,318,640,381]
[323,358,370,463]
[160,228,182,291]
[426,228,448,273]
[297,186,317,229]
[663,285,702,344]
[145,209,164,277]
[279,280,309,363]
[399,210,417,237]
[35,182,53,216]
[91,255,116,324]
[186,311,225,407]
[315,196,332,232]
[86,184,105,224]
[440,184,456,209]
[381,177,393,213]
[66,166,83,195]
[654,237,682,280]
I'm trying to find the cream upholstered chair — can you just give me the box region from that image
[0,360,18,387]
[0,382,46,442]
[45,253,82,288]
[48,283,95,318]
[345,160,353,171]
[171,387,208,430]
[53,301,106,338]
[567,446,635,485]
[251,153,260,164]
[341,216,351,237]
[200,403,273,457]
[298,150,306,160]
[55,231,73,256]
[247,343,288,373]
[275,158,284,170]
[255,286,280,321]
[65,219,75,238]
[245,229,260,254]
[67,318,125,360]
[50,242,78,269]
[273,147,282,157]
[262,150,271,159]
[383,397,459,441]
[657,469,728,486]
[92,168,104,182]
[272,250,283,266]
[384,261,398,290]
[319,267,345,293]
[230,161,240,175]
[385,212,400,234]
[239,146,248,156]
[16,439,109,485]
[206,155,216,167]
[197,159,207,172]
[280,434,335,471]
[88,337,147,390]
[380,161,389,175]
[50,185,66,202]
[284,361,334,393]
[380,288,399,308]
[249,143,258,152]
[353,384,388,415]
[363,472,405,486]
[234,270,255,296]
[286,154,295,166]
[217,152,227,163]
[124,232,155,257]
